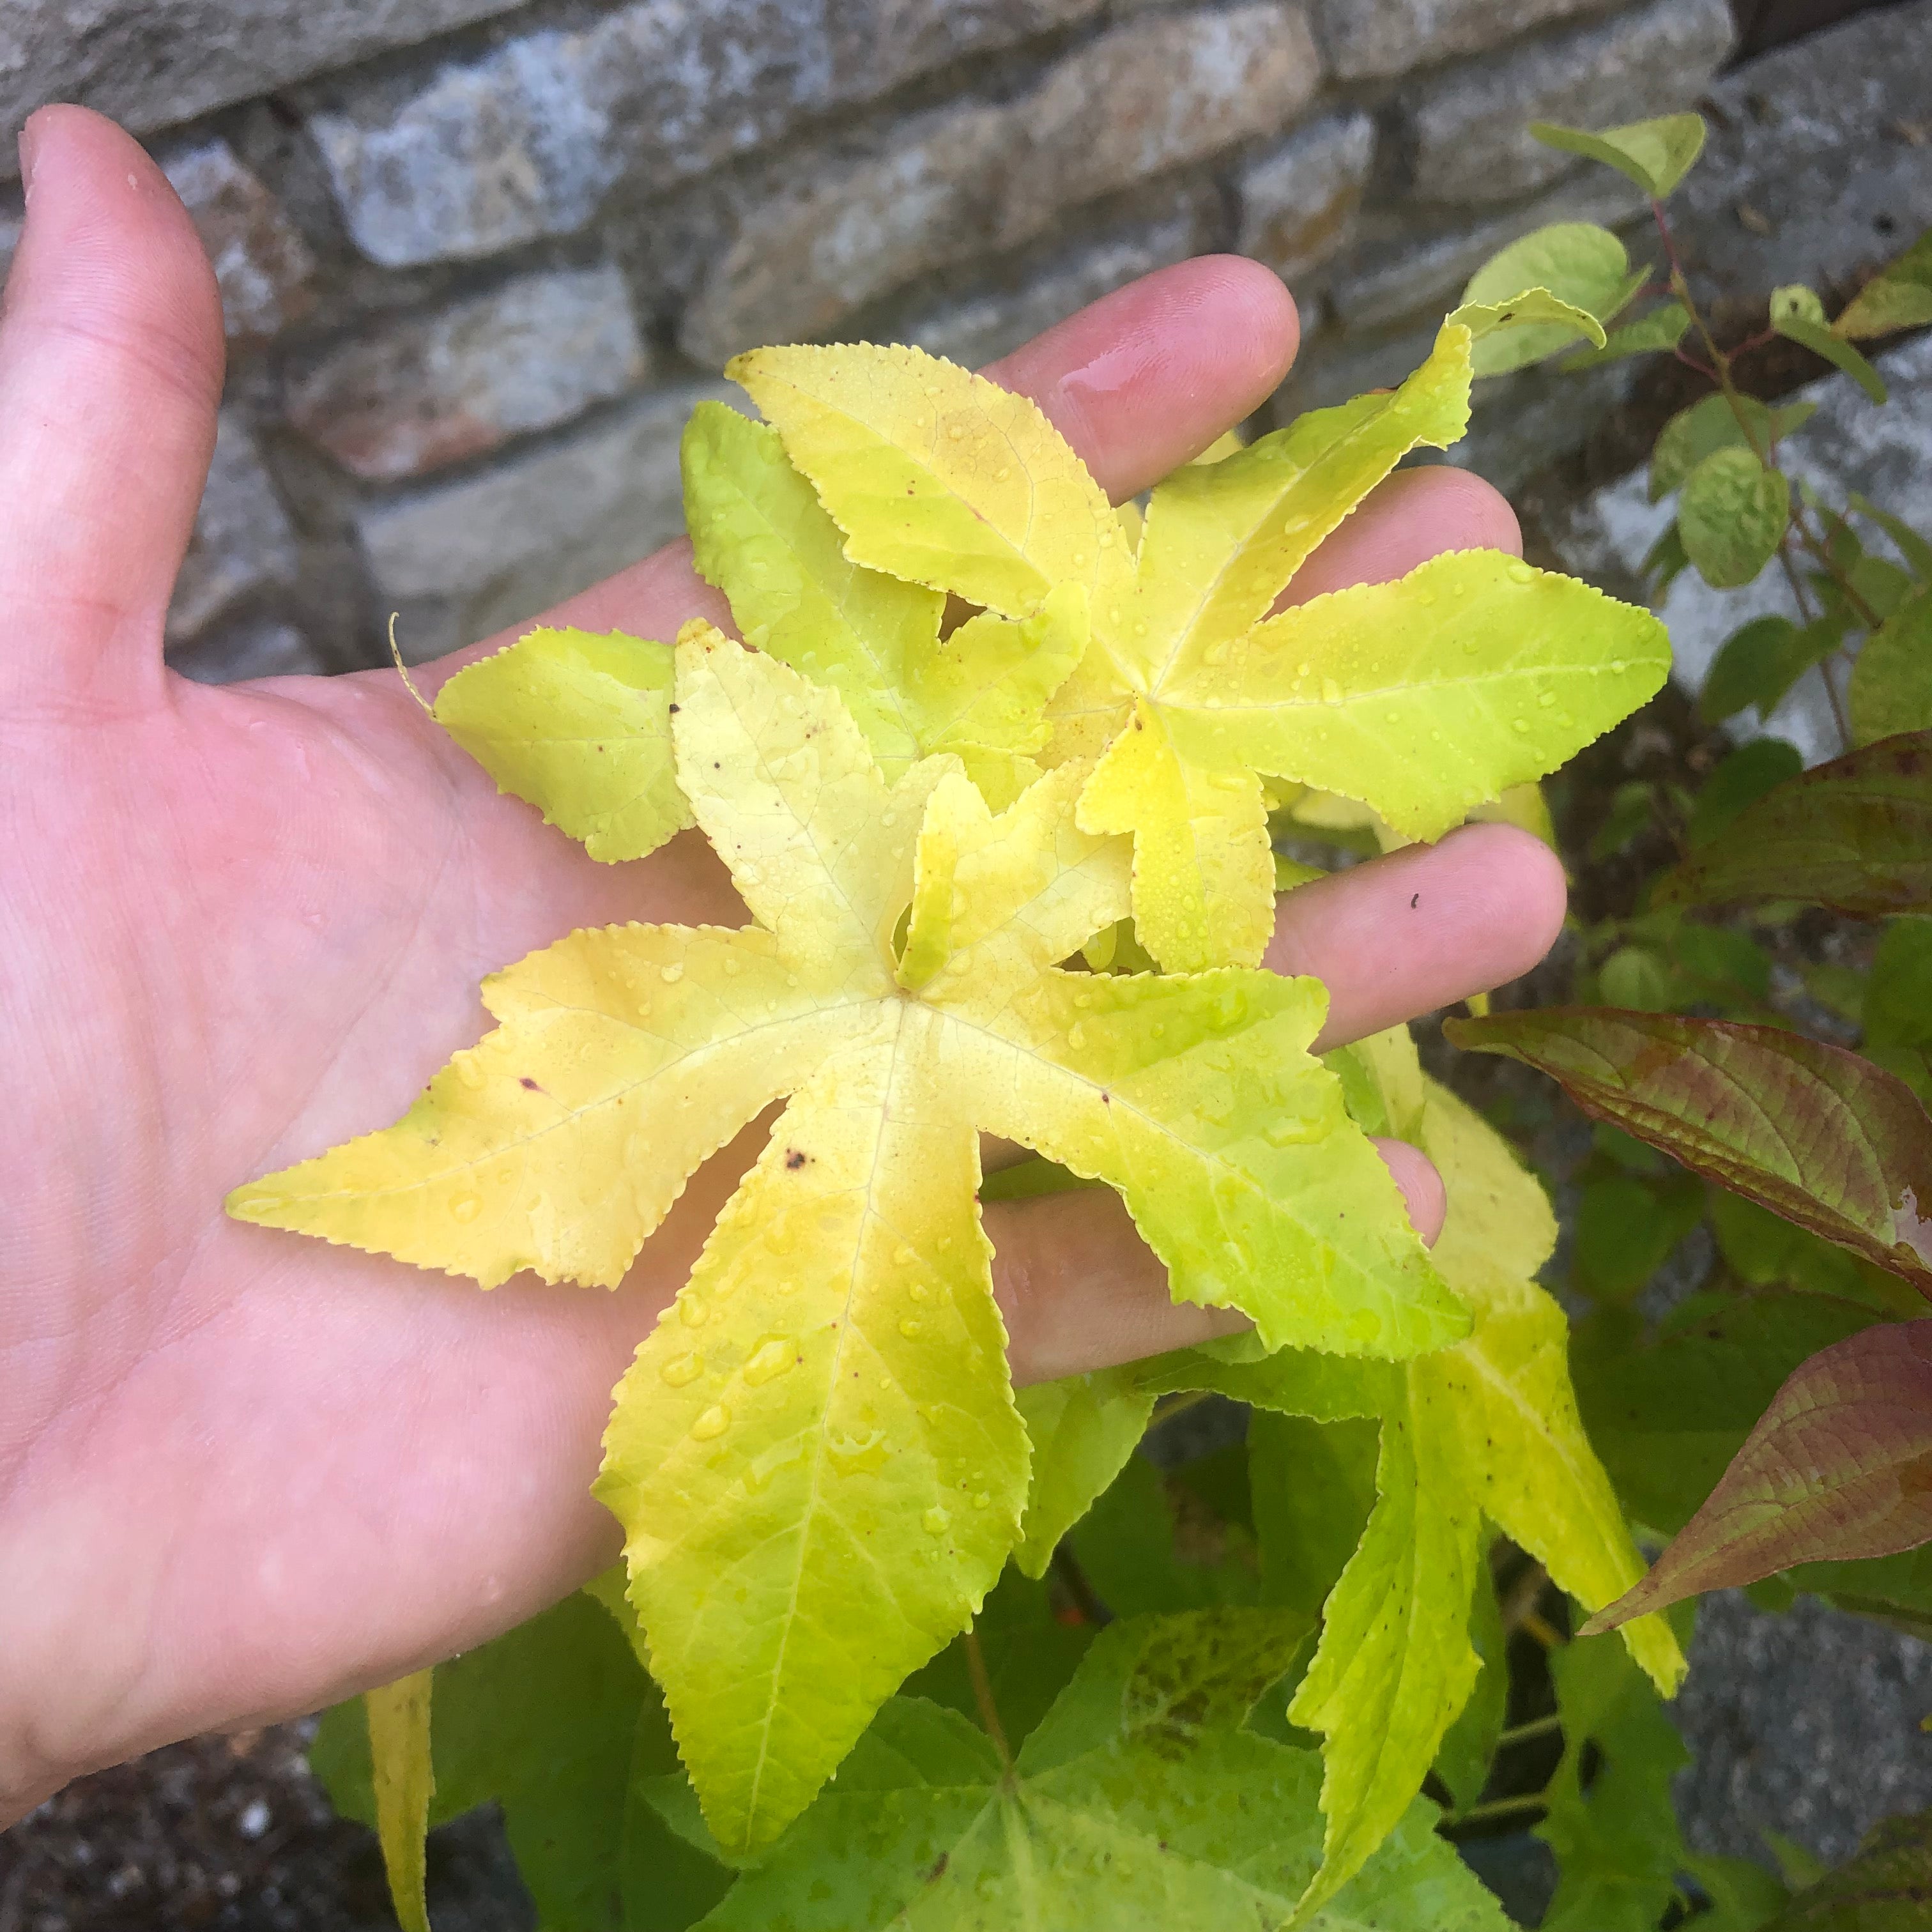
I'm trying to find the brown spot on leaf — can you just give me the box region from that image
[785,1148,808,1170]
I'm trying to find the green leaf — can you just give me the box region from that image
[1447,1008,1932,1296]
[1678,447,1791,588]
[1536,1634,1691,1932]
[1597,945,1674,1011]
[1853,591,1932,746]
[432,627,692,862]
[1588,1321,1932,1629]
[1573,1293,1883,1537]
[682,402,1082,807]
[1650,394,1816,502]
[1687,737,1805,848]
[366,1673,434,1932]
[736,329,1660,971]
[1249,1409,1378,1623]
[1455,222,1636,373]
[1834,227,1932,341]
[1448,286,1609,377]
[1559,300,1691,371]
[1529,113,1708,198]
[1756,1806,1932,1930]
[1851,492,1932,583]
[690,1614,1511,1932]
[1869,918,1932,1060]
[241,638,1458,1855]
[1770,286,1890,403]
[1656,729,1932,915]
[1433,1560,1507,1814]
[1702,616,1846,727]
[1073,1453,1263,1617]
[1013,1369,1156,1576]
[1574,1173,1704,1301]
[1643,519,1691,592]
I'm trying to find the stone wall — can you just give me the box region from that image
[0,0,1770,675]
[2,1,1924,678]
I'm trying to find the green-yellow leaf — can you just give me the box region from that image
[1014,1370,1156,1577]
[682,402,1083,806]
[1558,300,1690,371]
[367,1671,434,1932]
[1456,222,1641,374]
[1836,227,1932,341]
[1138,1052,1684,1913]
[1852,591,1932,746]
[431,627,691,861]
[233,635,1460,1854]
[1678,447,1791,588]
[1770,286,1890,403]
[1529,114,1707,199]
[738,326,1659,969]
[690,1614,1510,1932]
[1650,393,1816,502]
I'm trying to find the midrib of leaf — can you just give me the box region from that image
[1170,658,1648,718]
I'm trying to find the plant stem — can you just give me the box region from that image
[1152,1388,1215,1426]
[963,1629,1014,1774]
[1495,1713,1563,1749]
[1518,1610,1567,1651]
[1444,1790,1552,1828]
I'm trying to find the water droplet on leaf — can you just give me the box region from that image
[691,1404,731,1441]
[661,1352,703,1388]
[744,1338,797,1386]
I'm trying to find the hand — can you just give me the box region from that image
[0,107,1563,1818]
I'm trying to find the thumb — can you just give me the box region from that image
[0,107,224,710]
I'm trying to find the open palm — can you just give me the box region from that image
[0,109,1564,1820]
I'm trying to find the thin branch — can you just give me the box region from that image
[1495,1712,1564,1750]
[1443,1790,1552,1829]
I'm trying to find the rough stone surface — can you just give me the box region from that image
[158,137,318,341]
[1313,0,1616,79]
[1542,330,1932,765]
[1236,109,1375,288]
[307,0,1107,268]
[1668,0,1932,318]
[900,197,1209,369]
[355,383,730,661]
[678,3,1320,364]
[0,1,532,178]
[1674,1591,1932,1865]
[286,264,647,480]
[1399,0,1735,205]
[1325,170,1648,332]
[167,409,300,646]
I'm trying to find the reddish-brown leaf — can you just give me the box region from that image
[1445,1008,1932,1295]
[1653,729,1932,915]
[1582,1321,1932,1629]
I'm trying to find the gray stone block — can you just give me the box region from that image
[167,408,300,645]
[678,3,1321,365]
[1237,111,1376,288]
[285,264,647,480]
[1399,0,1734,205]
[167,617,326,685]
[1674,1591,1932,1867]
[158,137,318,342]
[1314,0,1615,80]
[1667,0,1932,316]
[308,0,1107,268]
[1326,171,1648,332]
[0,0,532,178]
[355,383,730,661]
[901,196,1210,371]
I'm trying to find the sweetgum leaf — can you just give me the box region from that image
[1659,728,1932,913]
[690,1614,1510,1932]
[366,1672,434,1932]
[1142,1064,1682,1913]
[1836,228,1932,341]
[431,627,691,861]
[1535,1634,1691,1932]
[1432,1561,1506,1814]
[1529,113,1707,198]
[1013,1368,1156,1576]
[682,403,1083,808]
[734,328,1661,970]
[1678,447,1791,588]
[236,636,1458,1853]
[1586,1321,1932,1629]
[1073,1453,1264,1617]
[1852,592,1932,746]
[1448,1008,1932,1294]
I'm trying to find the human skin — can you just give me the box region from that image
[0,107,1564,1820]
